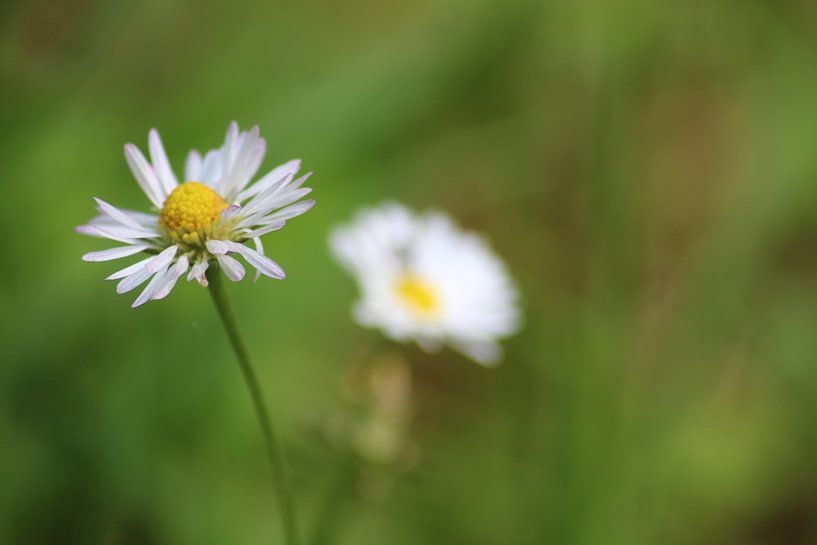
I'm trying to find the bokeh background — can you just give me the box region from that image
[3,0,817,543]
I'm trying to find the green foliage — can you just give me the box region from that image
[2,0,817,543]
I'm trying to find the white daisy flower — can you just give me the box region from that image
[78,122,315,307]
[329,202,520,366]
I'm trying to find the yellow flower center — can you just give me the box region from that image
[395,275,440,317]
[159,182,227,244]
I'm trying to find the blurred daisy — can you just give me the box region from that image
[329,202,520,366]
[78,122,315,307]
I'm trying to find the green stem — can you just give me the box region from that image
[207,268,300,545]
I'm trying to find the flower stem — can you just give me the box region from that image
[207,268,300,545]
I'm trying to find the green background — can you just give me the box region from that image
[3,0,817,543]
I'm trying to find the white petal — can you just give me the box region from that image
[223,122,240,162]
[270,187,313,210]
[90,210,158,228]
[222,241,285,280]
[75,225,102,237]
[187,259,210,286]
[83,244,150,262]
[241,187,312,225]
[132,267,169,307]
[124,143,164,207]
[208,123,239,193]
[242,220,286,238]
[241,200,315,229]
[94,198,145,230]
[237,159,301,202]
[285,171,313,192]
[149,129,179,195]
[246,251,285,280]
[221,204,242,220]
[273,198,316,221]
[201,149,222,185]
[252,237,264,282]
[153,255,189,300]
[185,150,203,181]
[244,172,312,213]
[106,256,154,280]
[217,254,245,281]
[220,125,266,199]
[205,239,230,255]
[239,173,294,217]
[116,265,154,294]
[146,245,178,273]
[92,225,158,240]
[256,187,313,217]
[76,224,154,244]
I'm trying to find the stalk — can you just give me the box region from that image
[207,268,300,545]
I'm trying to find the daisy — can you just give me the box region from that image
[77,122,315,307]
[329,202,520,366]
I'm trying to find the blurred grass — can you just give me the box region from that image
[3,0,817,543]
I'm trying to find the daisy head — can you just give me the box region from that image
[329,202,521,366]
[78,122,315,307]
